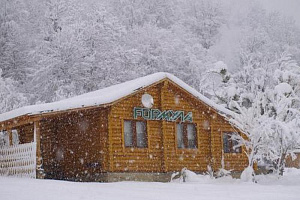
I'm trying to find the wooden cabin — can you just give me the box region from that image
[0,72,248,182]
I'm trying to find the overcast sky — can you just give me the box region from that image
[260,0,300,26]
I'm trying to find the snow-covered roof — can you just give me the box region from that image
[0,72,236,122]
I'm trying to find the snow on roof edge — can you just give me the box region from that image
[0,72,237,123]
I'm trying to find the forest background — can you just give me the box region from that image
[1,0,299,113]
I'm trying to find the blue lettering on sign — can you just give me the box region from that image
[133,107,192,122]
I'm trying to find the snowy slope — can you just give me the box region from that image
[1,168,300,200]
[0,72,236,122]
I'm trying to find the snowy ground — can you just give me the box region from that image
[1,168,300,200]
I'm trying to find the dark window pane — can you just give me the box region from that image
[223,132,241,153]
[177,124,184,148]
[223,133,230,153]
[187,124,197,148]
[124,121,133,147]
[136,121,147,148]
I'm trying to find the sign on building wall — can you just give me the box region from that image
[133,107,193,122]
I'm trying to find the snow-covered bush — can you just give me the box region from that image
[216,168,231,178]
[240,166,255,182]
[171,168,214,183]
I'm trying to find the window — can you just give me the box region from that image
[12,130,19,145]
[0,130,19,146]
[222,132,241,153]
[0,131,9,147]
[124,120,147,148]
[176,123,197,149]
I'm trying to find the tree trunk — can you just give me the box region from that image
[278,153,286,176]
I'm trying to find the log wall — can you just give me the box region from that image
[210,116,248,171]
[108,80,248,173]
[40,108,108,181]
[108,84,163,172]
[286,153,300,168]
[16,123,34,144]
[161,82,211,172]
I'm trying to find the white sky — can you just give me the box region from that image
[260,0,300,26]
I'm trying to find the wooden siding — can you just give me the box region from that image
[0,116,32,131]
[161,82,210,172]
[15,123,34,144]
[286,153,300,168]
[40,108,108,180]
[40,117,57,178]
[108,79,249,173]
[210,115,248,171]
[108,83,163,172]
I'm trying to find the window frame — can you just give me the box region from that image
[123,119,148,149]
[222,132,242,154]
[175,122,198,149]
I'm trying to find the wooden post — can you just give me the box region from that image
[206,121,213,172]
[7,129,12,146]
[107,108,114,172]
[34,121,44,178]
[160,80,168,172]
